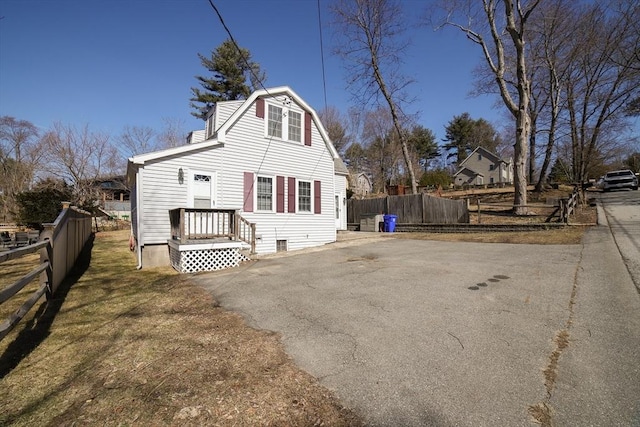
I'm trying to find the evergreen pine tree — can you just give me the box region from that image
[190,40,266,120]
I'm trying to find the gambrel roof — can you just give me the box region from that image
[128,86,346,174]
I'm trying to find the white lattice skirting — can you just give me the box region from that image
[168,241,250,273]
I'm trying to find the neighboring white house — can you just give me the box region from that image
[127,86,349,271]
[453,147,513,186]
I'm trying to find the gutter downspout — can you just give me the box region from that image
[136,167,143,270]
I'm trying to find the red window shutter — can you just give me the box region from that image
[276,176,285,213]
[304,112,312,146]
[314,180,321,214]
[256,98,264,118]
[288,177,296,213]
[243,172,254,212]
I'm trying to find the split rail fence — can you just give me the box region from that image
[0,203,92,341]
[473,185,581,224]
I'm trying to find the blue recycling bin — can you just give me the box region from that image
[383,214,397,232]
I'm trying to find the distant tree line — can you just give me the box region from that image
[0,115,186,226]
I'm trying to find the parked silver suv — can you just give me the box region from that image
[601,169,639,191]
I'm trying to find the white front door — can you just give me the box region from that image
[193,173,212,208]
[188,172,218,236]
[335,193,345,230]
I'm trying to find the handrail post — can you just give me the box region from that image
[251,223,256,254]
[233,212,239,241]
[180,208,186,243]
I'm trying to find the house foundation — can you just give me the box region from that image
[167,240,250,273]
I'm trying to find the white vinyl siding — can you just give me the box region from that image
[137,147,223,245]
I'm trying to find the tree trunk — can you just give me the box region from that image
[513,109,529,214]
[528,112,537,184]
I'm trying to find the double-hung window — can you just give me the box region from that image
[257,176,273,211]
[266,102,303,143]
[288,111,302,142]
[298,181,311,212]
[268,105,282,139]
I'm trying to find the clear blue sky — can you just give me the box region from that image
[0,0,504,145]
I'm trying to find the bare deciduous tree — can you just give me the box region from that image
[118,125,156,157]
[433,0,541,214]
[119,117,186,158]
[563,1,640,184]
[318,106,350,155]
[0,116,42,221]
[157,117,186,149]
[331,0,419,193]
[362,108,402,191]
[527,0,576,191]
[41,122,119,209]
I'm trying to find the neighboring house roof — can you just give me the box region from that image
[334,158,349,175]
[454,167,484,178]
[458,146,506,168]
[94,175,128,190]
[128,86,343,170]
[355,172,372,185]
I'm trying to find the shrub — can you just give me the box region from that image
[419,169,452,187]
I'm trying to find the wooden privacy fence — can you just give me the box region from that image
[0,203,92,341]
[348,193,469,225]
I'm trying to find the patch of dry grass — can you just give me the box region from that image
[390,225,590,245]
[0,251,41,322]
[400,187,597,245]
[0,230,362,426]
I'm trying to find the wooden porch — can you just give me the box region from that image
[168,208,256,273]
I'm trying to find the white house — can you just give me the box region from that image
[127,86,349,272]
[453,146,513,186]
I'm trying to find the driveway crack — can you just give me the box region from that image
[528,242,584,426]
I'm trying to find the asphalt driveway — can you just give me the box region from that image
[191,228,640,426]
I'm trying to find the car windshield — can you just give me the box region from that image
[606,171,632,178]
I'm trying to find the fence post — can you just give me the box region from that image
[40,223,55,299]
[477,199,481,224]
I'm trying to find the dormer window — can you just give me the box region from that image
[205,107,215,139]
